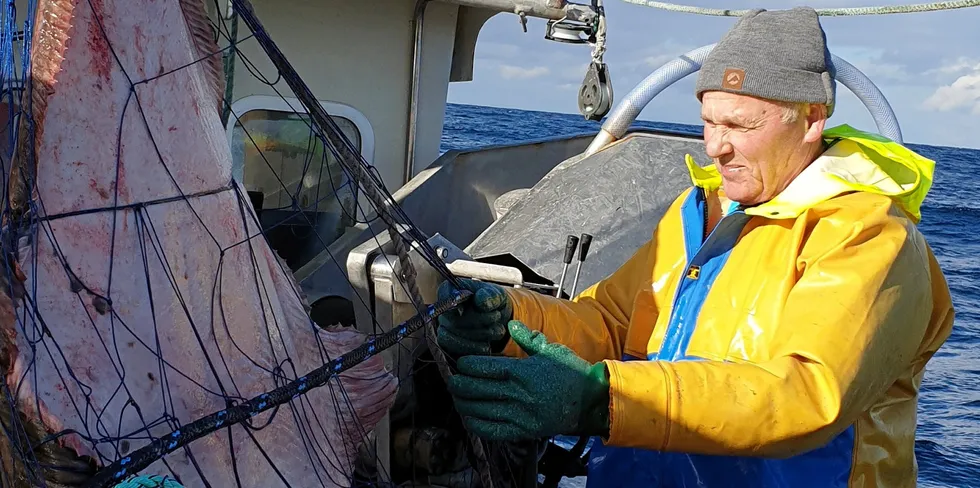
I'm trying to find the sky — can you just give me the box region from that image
[446,0,980,149]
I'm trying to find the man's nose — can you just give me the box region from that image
[704,129,733,158]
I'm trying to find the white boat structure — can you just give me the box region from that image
[0,0,973,487]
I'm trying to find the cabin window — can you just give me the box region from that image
[226,95,375,269]
[231,109,362,212]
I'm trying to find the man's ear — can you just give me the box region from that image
[803,103,827,143]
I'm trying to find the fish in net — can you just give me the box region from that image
[0,0,539,486]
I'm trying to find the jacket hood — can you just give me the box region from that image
[684,124,936,223]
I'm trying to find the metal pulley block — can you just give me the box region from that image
[544,19,593,44]
[578,62,613,121]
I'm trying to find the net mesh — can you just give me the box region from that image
[0,0,534,487]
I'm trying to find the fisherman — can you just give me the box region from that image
[435,6,954,487]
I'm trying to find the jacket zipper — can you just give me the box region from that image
[687,188,710,279]
[701,188,709,244]
[660,189,746,359]
[658,189,711,359]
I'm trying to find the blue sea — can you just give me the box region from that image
[440,103,980,487]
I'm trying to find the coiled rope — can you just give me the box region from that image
[620,0,980,16]
[112,475,184,488]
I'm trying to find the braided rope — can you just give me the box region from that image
[112,475,184,488]
[620,0,980,16]
[85,291,473,487]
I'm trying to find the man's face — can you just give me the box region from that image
[700,91,826,205]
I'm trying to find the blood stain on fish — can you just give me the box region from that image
[89,178,110,200]
[86,0,112,84]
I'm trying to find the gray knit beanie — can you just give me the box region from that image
[695,7,836,116]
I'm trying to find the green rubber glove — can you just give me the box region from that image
[436,278,513,357]
[447,320,610,441]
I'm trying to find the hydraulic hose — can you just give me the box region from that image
[586,43,902,155]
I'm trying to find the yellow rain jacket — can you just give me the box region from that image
[501,125,954,487]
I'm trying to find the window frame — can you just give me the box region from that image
[224,94,376,176]
[223,95,377,267]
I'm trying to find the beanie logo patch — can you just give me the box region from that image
[723,68,745,90]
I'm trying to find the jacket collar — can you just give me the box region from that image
[683,124,935,223]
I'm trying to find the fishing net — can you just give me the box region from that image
[0,0,538,486]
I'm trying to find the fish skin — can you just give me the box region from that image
[1,0,398,486]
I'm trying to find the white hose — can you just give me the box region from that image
[590,43,902,153]
[621,0,980,17]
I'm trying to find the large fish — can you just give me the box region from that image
[0,0,398,486]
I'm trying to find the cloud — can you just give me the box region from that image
[498,65,550,80]
[558,63,590,82]
[475,42,523,61]
[642,52,684,69]
[831,45,910,83]
[924,57,980,77]
[611,40,699,73]
[922,65,980,114]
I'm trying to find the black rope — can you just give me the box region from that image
[34,185,235,223]
[215,5,509,485]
